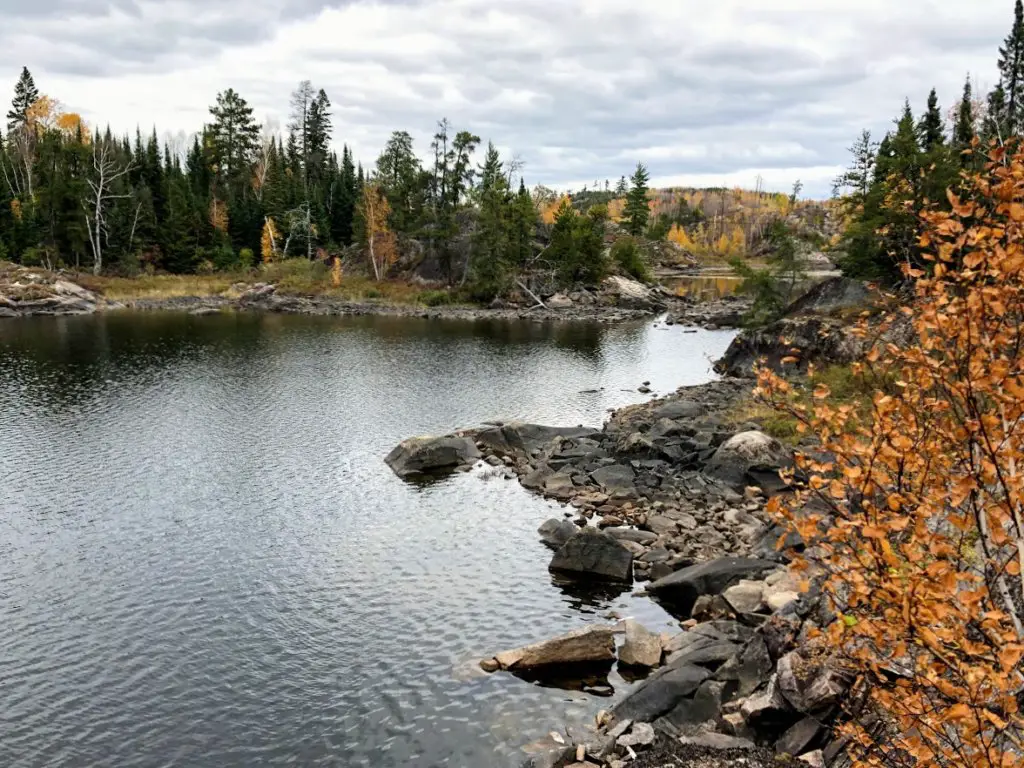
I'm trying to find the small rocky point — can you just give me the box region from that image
[385,370,853,768]
[0,263,116,317]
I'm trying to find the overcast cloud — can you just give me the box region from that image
[0,0,1013,196]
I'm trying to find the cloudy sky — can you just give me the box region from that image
[0,0,1015,197]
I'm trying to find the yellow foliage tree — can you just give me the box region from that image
[607,197,626,222]
[359,183,398,281]
[541,194,571,225]
[56,112,89,142]
[757,146,1024,768]
[261,217,278,264]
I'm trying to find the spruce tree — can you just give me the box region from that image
[954,76,976,157]
[6,67,39,131]
[998,0,1024,134]
[623,163,651,236]
[919,88,945,151]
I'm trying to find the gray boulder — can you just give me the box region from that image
[619,620,662,667]
[647,557,779,617]
[384,435,481,477]
[549,528,634,583]
[538,518,578,548]
[703,430,792,490]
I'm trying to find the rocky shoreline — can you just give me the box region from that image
[385,374,850,767]
[0,262,752,328]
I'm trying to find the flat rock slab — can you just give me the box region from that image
[487,625,617,671]
[590,464,636,493]
[549,528,634,583]
[613,664,711,723]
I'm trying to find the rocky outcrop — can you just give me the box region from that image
[714,277,875,377]
[0,266,112,318]
[481,625,617,672]
[384,435,481,478]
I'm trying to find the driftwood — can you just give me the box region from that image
[516,279,547,309]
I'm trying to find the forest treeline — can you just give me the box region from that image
[0,69,678,298]
[835,0,1024,281]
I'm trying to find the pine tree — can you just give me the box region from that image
[207,88,259,189]
[6,67,39,131]
[919,88,945,151]
[615,176,627,197]
[623,163,651,236]
[998,0,1024,134]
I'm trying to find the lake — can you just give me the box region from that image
[0,311,735,768]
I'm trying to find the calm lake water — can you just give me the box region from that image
[0,312,735,768]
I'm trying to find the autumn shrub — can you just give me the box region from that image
[756,148,1024,767]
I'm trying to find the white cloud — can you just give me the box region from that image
[0,0,1016,196]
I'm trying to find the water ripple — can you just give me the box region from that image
[0,313,734,767]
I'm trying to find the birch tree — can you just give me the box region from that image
[84,138,133,275]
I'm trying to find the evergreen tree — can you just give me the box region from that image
[832,130,877,201]
[6,67,38,131]
[614,176,628,197]
[999,0,1024,134]
[510,179,536,269]
[954,76,976,159]
[207,88,259,189]
[469,143,511,299]
[919,88,945,151]
[623,163,651,236]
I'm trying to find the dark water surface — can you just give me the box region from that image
[0,312,734,768]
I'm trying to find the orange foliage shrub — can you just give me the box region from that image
[757,147,1024,767]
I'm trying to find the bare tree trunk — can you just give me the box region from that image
[84,140,133,276]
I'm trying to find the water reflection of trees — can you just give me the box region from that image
[0,313,269,410]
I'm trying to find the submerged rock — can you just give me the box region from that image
[549,528,634,583]
[384,435,481,477]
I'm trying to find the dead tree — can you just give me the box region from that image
[84,140,133,275]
